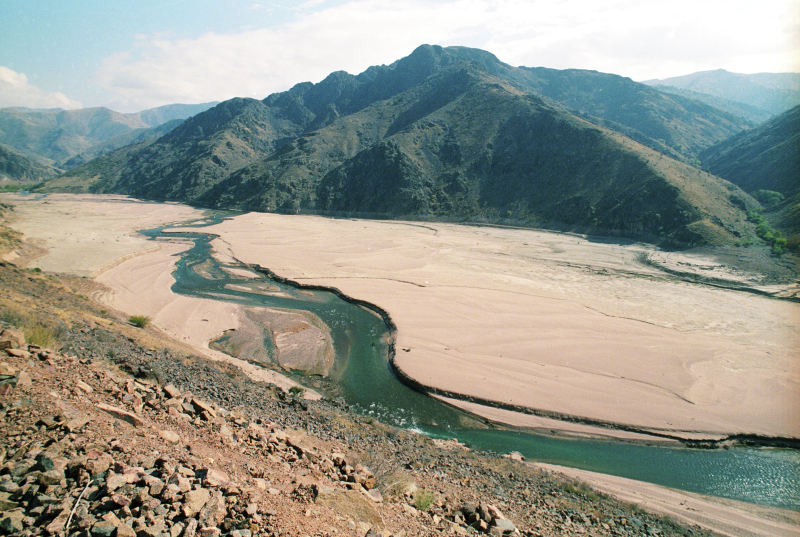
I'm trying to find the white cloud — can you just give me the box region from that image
[0,66,83,110]
[94,0,799,112]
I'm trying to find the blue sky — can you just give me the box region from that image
[1,0,797,113]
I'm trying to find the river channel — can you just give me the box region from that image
[146,217,800,511]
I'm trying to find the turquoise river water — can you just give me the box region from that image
[144,218,800,511]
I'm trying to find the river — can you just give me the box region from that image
[145,217,800,511]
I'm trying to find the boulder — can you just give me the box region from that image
[116,524,137,537]
[183,488,211,518]
[158,430,181,444]
[91,519,117,537]
[75,380,93,393]
[16,370,31,388]
[0,329,24,350]
[163,384,182,398]
[201,468,229,487]
[0,510,25,533]
[5,348,30,359]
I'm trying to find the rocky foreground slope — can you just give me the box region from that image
[0,254,715,537]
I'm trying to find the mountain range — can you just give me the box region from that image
[11,45,800,248]
[644,70,800,123]
[0,102,217,177]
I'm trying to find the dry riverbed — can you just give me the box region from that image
[2,192,799,536]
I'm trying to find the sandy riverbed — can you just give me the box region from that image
[203,212,799,441]
[3,193,799,536]
[4,193,798,439]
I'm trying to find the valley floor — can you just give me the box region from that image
[1,192,799,536]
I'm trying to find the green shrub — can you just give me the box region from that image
[752,189,785,209]
[128,315,151,328]
[288,386,305,398]
[747,210,788,255]
[413,488,436,511]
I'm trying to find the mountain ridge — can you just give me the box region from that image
[644,69,800,121]
[44,45,768,247]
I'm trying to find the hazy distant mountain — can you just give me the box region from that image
[0,102,217,170]
[133,102,220,127]
[0,143,59,184]
[644,70,800,121]
[46,45,763,247]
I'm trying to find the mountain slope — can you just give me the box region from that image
[52,49,761,247]
[644,70,800,119]
[0,142,59,184]
[507,67,751,159]
[700,105,800,198]
[55,45,751,197]
[314,67,756,245]
[700,105,800,240]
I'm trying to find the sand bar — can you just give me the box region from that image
[0,193,312,393]
[205,212,800,440]
[535,463,800,537]
[1,193,201,276]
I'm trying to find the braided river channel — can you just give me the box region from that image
[145,217,800,511]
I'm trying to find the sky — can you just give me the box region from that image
[1,0,798,113]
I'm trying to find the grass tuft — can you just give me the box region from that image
[24,324,60,348]
[413,488,436,511]
[128,315,151,328]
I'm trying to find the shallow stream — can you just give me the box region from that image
[144,217,800,511]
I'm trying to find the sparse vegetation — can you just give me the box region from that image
[413,488,436,511]
[0,184,37,193]
[24,323,60,348]
[747,210,787,255]
[560,479,603,502]
[288,385,305,398]
[128,314,151,328]
[752,189,785,209]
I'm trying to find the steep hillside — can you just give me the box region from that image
[700,105,800,199]
[82,98,309,201]
[46,45,761,247]
[0,107,147,165]
[0,142,59,184]
[509,67,750,159]
[60,119,184,169]
[644,70,800,119]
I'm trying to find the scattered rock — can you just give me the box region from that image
[183,488,212,518]
[0,329,25,350]
[158,429,181,444]
[96,402,144,427]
